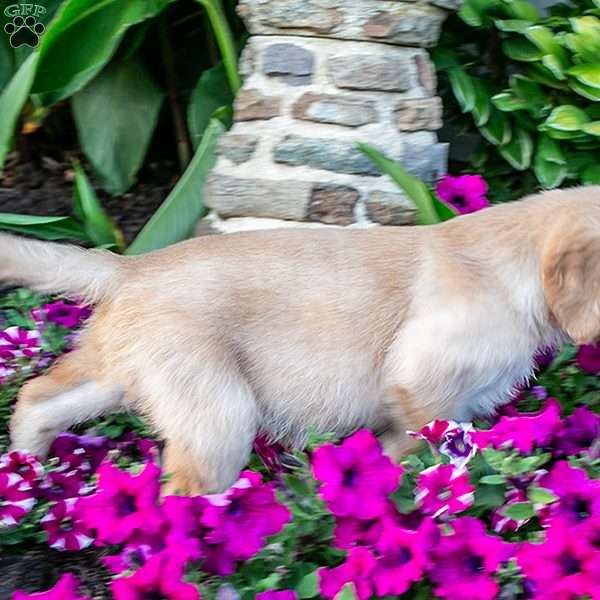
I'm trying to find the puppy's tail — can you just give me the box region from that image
[0,232,125,303]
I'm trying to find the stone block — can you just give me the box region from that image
[273,135,382,176]
[395,97,443,131]
[263,43,314,86]
[307,184,359,225]
[205,174,311,220]
[402,142,448,182]
[366,191,416,225]
[415,54,437,96]
[217,134,258,164]
[292,92,378,127]
[328,54,413,92]
[234,89,281,121]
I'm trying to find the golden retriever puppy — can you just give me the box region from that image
[2,186,599,494]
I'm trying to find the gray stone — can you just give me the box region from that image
[366,191,416,225]
[292,92,378,127]
[238,0,448,47]
[307,184,359,225]
[217,134,258,164]
[431,0,463,10]
[234,89,281,121]
[395,97,443,131]
[415,54,437,96]
[402,142,448,182]
[263,43,314,86]
[205,174,311,220]
[328,54,413,92]
[273,135,383,176]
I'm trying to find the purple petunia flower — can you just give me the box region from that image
[256,593,297,600]
[312,430,403,520]
[103,543,159,575]
[0,472,35,527]
[40,300,91,329]
[80,462,163,545]
[12,573,89,600]
[41,498,94,551]
[201,471,290,565]
[428,517,513,600]
[0,451,44,488]
[540,461,600,525]
[0,326,41,358]
[415,464,474,519]
[473,398,561,454]
[319,547,376,600]
[553,406,600,456]
[517,518,600,600]
[408,420,459,446]
[111,551,199,600]
[576,344,600,375]
[371,519,434,596]
[38,470,87,501]
[439,425,478,469]
[436,174,489,215]
[533,346,556,370]
[332,514,385,550]
[49,433,110,475]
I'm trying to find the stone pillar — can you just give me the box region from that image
[202,0,456,233]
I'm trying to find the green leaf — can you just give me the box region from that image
[582,121,600,136]
[543,105,590,132]
[501,0,539,21]
[525,26,568,61]
[195,0,241,94]
[566,17,600,63]
[503,501,536,520]
[0,35,15,90]
[499,127,533,170]
[188,63,234,150]
[568,65,600,90]
[32,0,169,99]
[492,92,528,112]
[433,197,459,221]
[0,213,86,241]
[448,68,476,113]
[480,110,512,145]
[582,164,600,184]
[459,0,495,26]
[0,53,39,171]
[570,80,600,102]
[126,118,225,255]
[534,134,567,188]
[472,80,492,126]
[480,474,507,485]
[502,38,543,62]
[357,144,440,225]
[72,58,164,195]
[494,19,532,32]
[296,571,319,599]
[528,487,559,505]
[72,162,124,250]
[541,54,566,80]
[334,584,358,600]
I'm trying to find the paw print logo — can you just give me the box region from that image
[4,15,45,48]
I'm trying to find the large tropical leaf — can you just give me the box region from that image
[126,118,225,255]
[0,35,15,90]
[0,213,86,241]
[72,58,164,195]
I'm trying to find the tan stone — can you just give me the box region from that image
[234,89,281,121]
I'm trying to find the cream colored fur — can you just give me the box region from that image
[4,186,600,493]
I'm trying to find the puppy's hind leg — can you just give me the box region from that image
[10,352,124,457]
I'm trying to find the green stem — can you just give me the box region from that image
[197,0,241,94]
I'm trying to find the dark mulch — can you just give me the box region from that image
[0,151,179,245]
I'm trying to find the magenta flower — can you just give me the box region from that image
[12,573,89,600]
[49,433,110,474]
[0,451,44,487]
[162,495,205,561]
[415,464,474,519]
[533,346,556,370]
[436,174,489,215]
[473,398,561,453]
[80,462,163,544]
[408,420,459,446]
[553,406,600,456]
[428,517,513,600]
[576,344,600,375]
[333,515,384,550]
[111,551,199,600]
[0,472,35,527]
[41,498,94,551]
[517,519,599,600]
[540,461,600,525]
[103,544,157,575]
[439,425,477,469]
[201,470,290,561]
[41,300,91,329]
[0,326,41,358]
[253,434,286,472]
[256,593,297,600]
[312,430,403,520]
[371,520,433,596]
[319,547,376,599]
[38,470,86,501]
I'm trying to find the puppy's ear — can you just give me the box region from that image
[542,226,600,345]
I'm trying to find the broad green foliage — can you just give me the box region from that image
[435,0,600,201]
